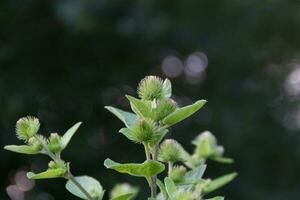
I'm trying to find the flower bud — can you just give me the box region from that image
[48,160,66,169]
[133,119,157,143]
[16,116,40,140]
[159,139,184,163]
[110,183,139,199]
[28,137,43,151]
[192,131,218,158]
[47,133,63,153]
[138,76,164,101]
[153,99,177,121]
[169,165,186,183]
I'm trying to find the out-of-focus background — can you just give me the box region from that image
[1,0,300,199]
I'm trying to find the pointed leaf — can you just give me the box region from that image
[27,168,66,179]
[119,128,138,142]
[104,159,165,178]
[183,165,207,185]
[4,145,39,155]
[111,193,134,200]
[164,177,176,199]
[126,95,153,118]
[156,179,167,199]
[163,100,207,126]
[66,176,104,200]
[163,79,172,98]
[105,106,137,128]
[61,122,82,150]
[211,156,234,164]
[205,197,224,200]
[203,172,237,194]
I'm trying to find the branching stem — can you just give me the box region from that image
[34,135,94,200]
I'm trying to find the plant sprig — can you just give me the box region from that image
[4,75,237,200]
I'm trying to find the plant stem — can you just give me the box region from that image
[34,135,94,200]
[168,161,173,177]
[143,143,151,160]
[143,143,156,198]
[67,172,94,200]
[151,145,158,196]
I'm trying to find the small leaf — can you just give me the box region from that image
[61,122,82,150]
[151,128,168,145]
[111,193,134,200]
[183,165,207,185]
[104,159,165,178]
[156,179,167,199]
[164,177,176,199]
[205,197,224,200]
[66,176,104,200]
[27,168,66,179]
[4,145,39,155]
[211,156,234,164]
[163,79,172,98]
[119,128,138,142]
[163,100,207,126]
[105,106,137,128]
[126,95,153,118]
[203,172,237,194]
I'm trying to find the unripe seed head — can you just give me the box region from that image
[28,137,43,151]
[16,116,40,140]
[159,139,184,163]
[138,76,164,101]
[47,133,63,153]
[133,119,157,143]
[192,131,218,158]
[154,99,177,121]
[169,165,187,183]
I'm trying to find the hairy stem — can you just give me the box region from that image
[151,145,159,196]
[34,135,94,200]
[143,143,156,198]
[168,161,173,177]
[143,143,151,160]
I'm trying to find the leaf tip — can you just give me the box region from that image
[26,172,35,179]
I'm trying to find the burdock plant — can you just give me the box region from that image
[4,76,237,200]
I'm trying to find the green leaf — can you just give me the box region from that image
[66,176,104,200]
[104,159,165,178]
[119,128,138,142]
[182,165,206,185]
[105,106,137,128]
[157,179,167,199]
[111,193,134,200]
[205,197,224,200]
[163,100,207,126]
[163,79,172,98]
[164,177,176,199]
[210,156,234,164]
[61,122,82,150]
[151,128,168,145]
[203,172,237,194]
[126,95,153,118]
[4,145,39,154]
[27,168,66,179]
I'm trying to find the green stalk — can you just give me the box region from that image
[143,142,156,197]
[168,161,173,177]
[33,135,94,200]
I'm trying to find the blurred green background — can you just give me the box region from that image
[1,0,300,199]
